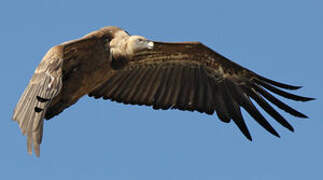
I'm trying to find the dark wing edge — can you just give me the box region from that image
[89,41,314,140]
[12,46,63,157]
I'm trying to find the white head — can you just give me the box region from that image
[108,27,154,59]
[125,35,154,55]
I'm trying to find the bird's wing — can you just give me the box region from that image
[12,35,105,156]
[89,41,314,140]
[12,46,64,156]
[44,36,109,120]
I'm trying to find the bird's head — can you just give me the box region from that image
[106,27,154,60]
[126,35,154,54]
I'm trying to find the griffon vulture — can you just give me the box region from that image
[12,26,314,156]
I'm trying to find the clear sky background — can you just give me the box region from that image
[1,0,322,179]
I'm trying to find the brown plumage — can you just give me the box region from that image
[12,26,314,156]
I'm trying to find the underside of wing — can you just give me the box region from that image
[13,30,111,156]
[12,46,63,156]
[89,41,314,140]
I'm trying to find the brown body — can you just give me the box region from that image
[13,26,314,156]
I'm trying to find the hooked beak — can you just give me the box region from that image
[146,40,154,50]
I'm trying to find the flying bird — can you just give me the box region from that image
[12,26,314,156]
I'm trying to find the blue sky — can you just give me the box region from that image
[1,0,322,179]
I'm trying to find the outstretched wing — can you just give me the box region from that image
[12,33,108,156]
[89,41,314,139]
[12,46,63,156]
